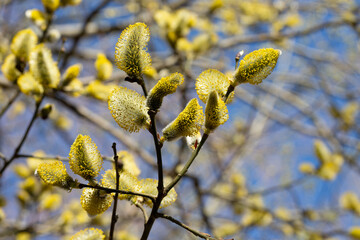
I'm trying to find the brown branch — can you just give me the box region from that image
[219,19,351,48]
[0,97,44,177]
[156,213,219,240]
[109,142,120,240]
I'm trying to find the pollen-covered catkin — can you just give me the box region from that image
[69,134,103,181]
[108,86,150,133]
[233,48,281,86]
[162,98,204,141]
[36,161,77,190]
[146,72,184,111]
[204,91,229,133]
[115,22,151,79]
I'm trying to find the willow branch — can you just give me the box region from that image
[0,97,44,177]
[109,143,120,240]
[156,213,218,240]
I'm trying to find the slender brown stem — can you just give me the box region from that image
[109,143,120,240]
[156,213,218,240]
[0,90,20,118]
[0,96,44,177]
[140,110,164,240]
[165,133,209,194]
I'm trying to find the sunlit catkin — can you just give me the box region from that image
[41,0,60,12]
[70,228,105,240]
[80,188,113,216]
[108,86,150,133]
[162,98,204,141]
[196,69,233,104]
[69,134,103,181]
[29,44,60,88]
[146,72,184,111]
[115,22,151,79]
[233,48,281,86]
[10,28,38,62]
[204,91,229,133]
[36,161,77,190]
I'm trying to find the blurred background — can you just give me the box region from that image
[0,0,360,239]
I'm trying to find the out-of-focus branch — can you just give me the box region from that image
[219,19,353,48]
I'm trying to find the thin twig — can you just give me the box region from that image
[156,213,218,240]
[0,97,44,177]
[165,133,209,194]
[0,90,20,119]
[135,202,148,224]
[140,110,164,240]
[109,142,120,240]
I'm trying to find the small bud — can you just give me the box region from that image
[108,86,150,133]
[47,29,61,43]
[95,53,112,81]
[62,64,82,86]
[10,28,38,62]
[37,161,77,190]
[70,228,105,240]
[204,91,229,133]
[42,0,60,13]
[40,104,53,119]
[146,72,184,111]
[186,132,202,150]
[80,188,113,216]
[69,134,103,181]
[162,98,204,141]
[115,22,151,79]
[233,48,281,86]
[26,9,47,30]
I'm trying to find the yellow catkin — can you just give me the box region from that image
[29,44,60,88]
[118,151,141,177]
[70,228,105,240]
[162,98,204,141]
[102,169,141,200]
[41,0,60,12]
[139,178,177,208]
[80,188,113,216]
[233,48,281,86]
[1,54,21,82]
[25,9,47,30]
[196,69,233,104]
[17,72,44,97]
[108,86,150,133]
[62,64,82,85]
[36,161,76,190]
[10,28,38,62]
[204,91,229,133]
[146,72,184,111]
[95,53,113,81]
[69,134,103,180]
[115,22,151,78]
